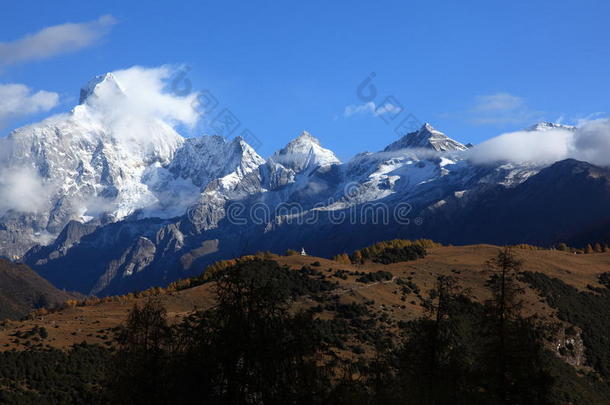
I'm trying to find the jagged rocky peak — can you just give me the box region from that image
[176,135,263,167]
[270,130,340,172]
[526,122,576,132]
[167,134,264,189]
[79,72,125,105]
[384,123,467,152]
[231,135,264,160]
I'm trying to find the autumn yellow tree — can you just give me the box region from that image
[351,250,364,264]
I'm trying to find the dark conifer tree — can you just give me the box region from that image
[480,248,553,405]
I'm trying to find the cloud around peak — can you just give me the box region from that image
[0,65,202,215]
[89,66,200,127]
[0,166,55,215]
[77,65,201,145]
[467,118,610,167]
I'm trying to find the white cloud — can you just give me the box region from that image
[572,119,610,166]
[467,128,572,165]
[0,15,117,66]
[80,66,201,145]
[0,65,200,215]
[0,166,55,215]
[344,101,401,118]
[467,118,610,166]
[0,83,59,130]
[110,66,200,127]
[344,102,374,116]
[375,103,401,116]
[472,93,524,112]
[469,92,544,125]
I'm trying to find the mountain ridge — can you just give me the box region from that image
[1,72,608,296]
[384,123,468,152]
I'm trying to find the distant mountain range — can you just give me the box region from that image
[1,73,609,296]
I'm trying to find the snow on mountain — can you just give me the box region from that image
[1,67,577,279]
[0,88,185,219]
[168,135,264,189]
[384,123,468,152]
[227,125,478,229]
[2,75,601,296]
[269,131,340,173]
[18,111,580,296]
[0,71,261,258]
[526,122,576,132]
[79,73,125,105]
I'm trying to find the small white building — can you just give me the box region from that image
[301,247,307,256]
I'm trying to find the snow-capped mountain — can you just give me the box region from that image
[79,73,126,105]
[526,122,576,132]
[3,71,606,296]
[269,131,340,172]
[384,123,468,152]
[0,73,263,259]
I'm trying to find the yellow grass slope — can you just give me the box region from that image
[1,244,609,351]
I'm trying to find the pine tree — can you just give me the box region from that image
[484,248,524,402]
[390,275,486,404]
[110,298,172,404]
[481,248,553,404]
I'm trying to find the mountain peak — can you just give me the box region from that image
[526,122,576,132]
[230,135,264,159]
[79,73,125,105]
[421,122,435,132]
[384,123,467,152]
[271,131,339,172]
[288,130,322,147]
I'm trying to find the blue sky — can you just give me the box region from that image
[1,0,609,160]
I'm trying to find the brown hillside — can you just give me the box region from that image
[1,245,608,354]
[0,259,81,321]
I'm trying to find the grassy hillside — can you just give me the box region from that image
[1,244,610,403]
[0,259,81,321]
[2,245,609,349]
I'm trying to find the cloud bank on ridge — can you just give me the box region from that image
[467,119,610,167]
